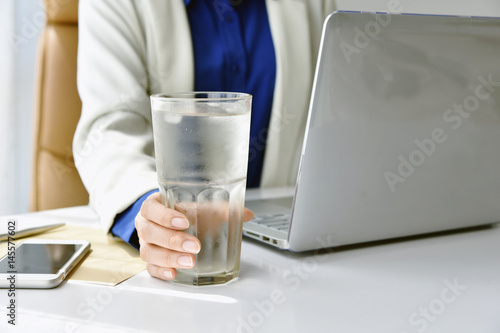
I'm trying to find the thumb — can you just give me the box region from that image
[243,208,255,222]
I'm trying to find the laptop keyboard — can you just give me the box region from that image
[250,213,291,232]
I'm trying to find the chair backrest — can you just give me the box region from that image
[30,0,89,211]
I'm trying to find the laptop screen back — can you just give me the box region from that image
[289,12,500,251]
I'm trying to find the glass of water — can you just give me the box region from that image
[150,92,252,286]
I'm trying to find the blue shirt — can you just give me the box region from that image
[111,0,276,247]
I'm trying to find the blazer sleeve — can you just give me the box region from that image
[74,0,159,233]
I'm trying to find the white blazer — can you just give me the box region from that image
[74,0,337,232]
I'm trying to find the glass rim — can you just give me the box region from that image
[151,91,252,102]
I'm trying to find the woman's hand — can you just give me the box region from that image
[135,192,254,281]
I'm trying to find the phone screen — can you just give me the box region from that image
[0,243,82,274]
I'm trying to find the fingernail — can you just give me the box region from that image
[178,255,194,267]
[172,217,189,228]
[163,270,173,280]
[182,240,200,253]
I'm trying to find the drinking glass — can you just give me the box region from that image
[150,92,252,285]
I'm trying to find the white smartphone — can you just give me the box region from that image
[0,239,90,289]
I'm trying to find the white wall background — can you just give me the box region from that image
[1,0,500,216]
[0,1,17,215]
[0,0,43,215]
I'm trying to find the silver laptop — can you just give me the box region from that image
[243,11,500,252]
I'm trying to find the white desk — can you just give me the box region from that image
[1,197,500,333]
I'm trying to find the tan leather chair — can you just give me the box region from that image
[30,0,89,211]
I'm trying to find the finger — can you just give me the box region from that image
[243,208,254,222]
[136,213,201,253]
[140,242,197,269]
[140,193,190,229]
[146,263,176,281]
